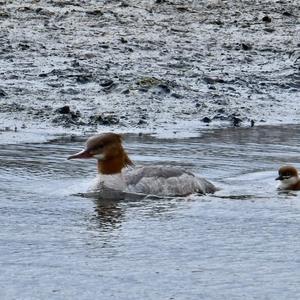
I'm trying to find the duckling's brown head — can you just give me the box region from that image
[68,133,133,174]
[276,165,299,181]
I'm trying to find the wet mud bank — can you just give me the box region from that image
[0,0,299,139]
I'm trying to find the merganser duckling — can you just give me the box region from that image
[68,133,217,197]
[276,165,300,190]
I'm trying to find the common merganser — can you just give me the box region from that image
[276,165,300,190]
[68,133,217,197]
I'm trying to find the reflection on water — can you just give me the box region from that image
[1,125,300,299]
[91,199,124,230]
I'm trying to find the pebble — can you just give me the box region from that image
[55,105,71,114]
[100,79,114,87]
[202,117,211,123]
[232,116,242,127]
[76,75,92,84]
[89,114,119,125]
[0,89,7,97]
[262,15,272,23]
[241,43,252,51]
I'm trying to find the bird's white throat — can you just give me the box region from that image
[278,176,299,189]
[89,173,126,192]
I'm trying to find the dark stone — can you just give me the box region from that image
[264,28,275,33]
[120,37,128,44]
[138,119,147,125]
[89,114,119,125]
[203,76,225,84]
[76,75,92,84]
[70,110,80,120]
[157,84,171,93]
[71,60,80,67]
[282,11,292,17]
[99,44,109,49]
[251,120,255,127]
[213,20,223,25]
[232,116,242,127]
[171,93,183,99]
[39,73,48,78]
[262,15,272,22]
[18,43,30,50]
[60,88,80,95]
[119,2,130,7]
[195,102,201,108]
[121,89,130,95]
[56,105,71,114]
[0,89,7,97]
[202,117,211,123]
[86,9,103,15]
[138,88,149,93]
[100,79,114,87]
[241,43,252,51]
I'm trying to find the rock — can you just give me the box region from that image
[100,79,114,87]
[99,44,109,49]
[282,11,292,17]
[157,84,171,94]
[262,15,272,23]
[121,89,130,95]
[71,60,80,67]
[0,10,10,18]
[232,116,242,127]
[203,76,225,84]
[119,2,130,8]
[120,37,128,44]
[89,114,119,125]
[52,110,83,126]
[55,105,71,114]
[171,93,183,99]
[138,87,149,93]
[18,43,30,50]
[264,28,275,33]
[39,73,48,78]
[241,43,252,51]
[138,119,147,125]
[0,88,7,97]
[76,75,92,84]
[250,120,255,127]
[86,9,103,16]
[202,117,211,123]
[60,88,80,95]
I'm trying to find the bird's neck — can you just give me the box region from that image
[97,150,133,175]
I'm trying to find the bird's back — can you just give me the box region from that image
[124,166,216,196]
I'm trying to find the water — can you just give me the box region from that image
[1,125,300,299]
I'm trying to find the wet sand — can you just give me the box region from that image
[0,0,299,138]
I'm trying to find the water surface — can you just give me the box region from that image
[1,125,300,299]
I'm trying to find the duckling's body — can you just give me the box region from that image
[276,165,300,190]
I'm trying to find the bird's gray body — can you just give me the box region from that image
[124,166,216,196]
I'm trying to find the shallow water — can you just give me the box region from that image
[1,125,300,299]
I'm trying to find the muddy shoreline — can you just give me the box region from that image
[0,0,299,141]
